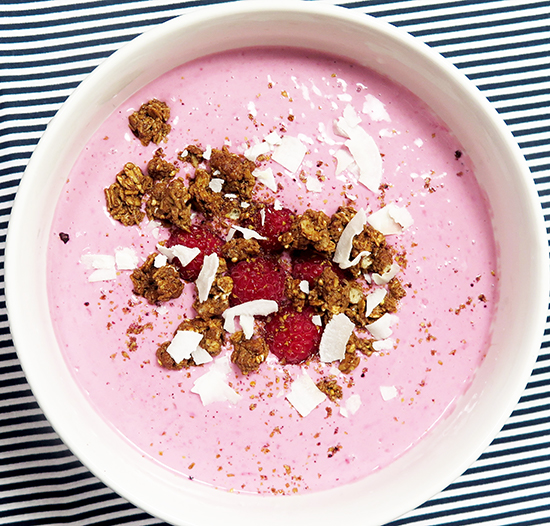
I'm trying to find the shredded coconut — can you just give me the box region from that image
[286,372,326,417]
[196,253,219,303]
[319,313,355,363]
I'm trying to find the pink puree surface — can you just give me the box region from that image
[48,48,498,495]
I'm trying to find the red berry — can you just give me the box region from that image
[230,256,287,305]
[265,306,321,364]
[291,253,346,285]
[251,204,294,251]
[167,224,223,281]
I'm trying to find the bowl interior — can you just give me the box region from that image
[6,3,548,526]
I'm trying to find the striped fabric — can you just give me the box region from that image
[1,0,549,524]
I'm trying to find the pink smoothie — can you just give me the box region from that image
[47,47,498,495]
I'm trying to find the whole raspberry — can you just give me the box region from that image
[167,224,223,281]
[265,306,321,364]
[251,204,295,252]
[230,256,287,305]
[292,252,346,286]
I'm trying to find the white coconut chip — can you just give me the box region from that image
[372,262,400,285]
[191,356,241,406]
[334,148,355,176]
[154,254,168,268]
[368,203,413,235]
[380,385,398,401]
[157,244,200,267]
[286,372,326,417]
[226,225,267,242]
[88,268,117,282]
[166,330,204,364]
[340,393,362,418]
[362,94,391,122]
[273,199,283,211]
[208,178,224,193]
[222,300,278,333]
[239,314,255,340]
[299,280,310,294]
[245,141,271,162]
[319,313,355,363]
[366,313,399,340]
[271,136,307,173]
[190,346,213,366]
[264,131,282,147]
[372,338,395,351]
[252,167,277,192]
[81,254,116,282]
[196,253,219,303]
[306,176,323,193]
[333,208,368,269]
[203,145,212,160]
[115,247,138,270]
[80,254,115,269]
[346,129,382,193]
[365,288,387,317]
[312,315,323,327]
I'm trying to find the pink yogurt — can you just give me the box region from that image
[47,47,498,495]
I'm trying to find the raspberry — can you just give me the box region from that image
[265,306,321,364]
[292,252,346,285]
[167,224,223,281]
[230,256,287,305]
[251,204,294,251]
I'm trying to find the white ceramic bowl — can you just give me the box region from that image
[6,2,548,525]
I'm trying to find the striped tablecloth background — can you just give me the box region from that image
[2,1,549,524]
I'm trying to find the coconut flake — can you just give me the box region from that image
[319,313,355,363]
[346,129,382,193]
[191,346,213,365]
[286,373,326,417]
[166,330,204,364]
[366,313,398,340]
[157,244,200,266]
[372,338,395,351]
[115,247,138,270]
[245,141,271,162]
[362,94,391,122]
[340,393,362,417]
[306,176,323,193]
[334,148,355,175]
[273,199,283,211]
[271,136,307,173]
[368,203,413,235]
[365,288,387,317]
[264,131,282,147]
[191,356,241,406]
[196,253,219,303]
[80,254,115,269]
[154,254,168,268]
[88,268,117,282]
[312,315,323,327]
[227,225,267,242]
[299,280,310,294]
[222,300,279,333]
[203,145,212,160]
[239,314,255,340]
[208,178,224,193]
[372,262,400,285]
[333,208,368,269]
[252,167,277,192]
[380,385,398,401]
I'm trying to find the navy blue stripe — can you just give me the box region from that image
[442,36,550,58]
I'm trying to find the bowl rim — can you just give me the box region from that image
[5,2,549,526]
